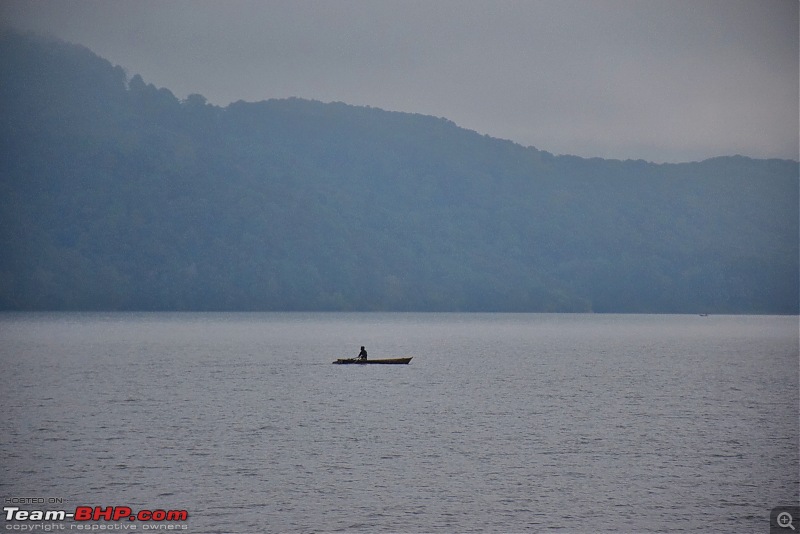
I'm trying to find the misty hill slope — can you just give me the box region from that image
[1,31,797,312]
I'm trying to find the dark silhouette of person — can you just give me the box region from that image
[358,346,367,360]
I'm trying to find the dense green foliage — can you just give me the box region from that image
[1,31,798,312]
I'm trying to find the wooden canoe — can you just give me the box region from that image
[332,357,413,365]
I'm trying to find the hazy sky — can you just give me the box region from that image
[2,0,797,163]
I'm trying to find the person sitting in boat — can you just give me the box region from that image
[358,346,367,360]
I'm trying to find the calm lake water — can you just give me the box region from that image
[1,313,797,533]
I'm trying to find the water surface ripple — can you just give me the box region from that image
[1,313,797,532]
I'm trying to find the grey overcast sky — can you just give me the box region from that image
[2,0,797,163]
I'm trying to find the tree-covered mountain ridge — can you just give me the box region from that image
[1,31,798,312]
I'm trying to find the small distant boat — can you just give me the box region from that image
[332,357,413,365]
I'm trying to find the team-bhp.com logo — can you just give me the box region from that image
[4,505,188,529]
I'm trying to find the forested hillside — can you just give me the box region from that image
[1,31,797,312]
